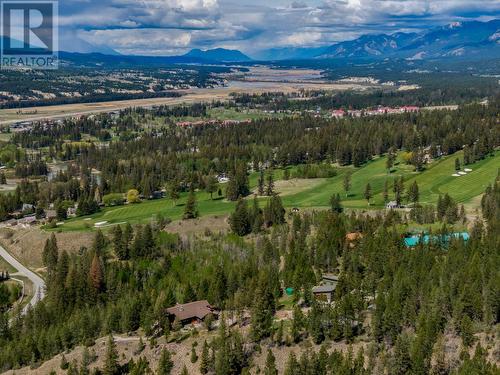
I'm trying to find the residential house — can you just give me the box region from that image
[312,285,336,304]
[18,215,37,226]
[312,274,339,303]
[45,209,57,221]
[22,203,35,212]
[332,109,345,118]
[67,207,77,217]
[166,300,217,326]
[322,274,339,286]
[386,201,399,209]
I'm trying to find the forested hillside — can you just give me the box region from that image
[0,173,498,374]
[0,89,498,375]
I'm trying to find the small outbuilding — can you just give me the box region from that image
[386,201,399,209]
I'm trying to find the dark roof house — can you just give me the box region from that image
[312,285,336,303]
[312,273,339,303]
[166,300,216,325]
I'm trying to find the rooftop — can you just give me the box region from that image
[166,300,214,321]
[312,285,336,294]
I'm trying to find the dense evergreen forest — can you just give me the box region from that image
[0,174,498,373]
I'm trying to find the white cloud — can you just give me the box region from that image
[281,32,322,46]
[79,29,193,55]
[58,0,500,55]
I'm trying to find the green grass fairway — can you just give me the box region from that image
[55,151,499,232]
[406,152,500,204]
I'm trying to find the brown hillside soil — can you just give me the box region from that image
[0,227,93,269]
[164,215,229,236]
[2,328,498,375]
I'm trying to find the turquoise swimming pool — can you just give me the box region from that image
[404,232,470,247]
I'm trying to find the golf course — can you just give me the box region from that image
[56,150,499,232]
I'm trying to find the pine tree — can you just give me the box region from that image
[264,194,285,227]
[226,162,250,201]
[60,354,69,370]
[330,193,343,214]
[275,320,284,346]
[103,335,119,375]
[80,346,91,375]
[229,198,251,236]
[142,223,156,257]
[157,348,174,375]
[190,343,198,363]
[459,315,474,347]
[166,181,180,206]
[199,341,210,374]
[392,333,411,375]
[111,225,126,260]
[291,305,304,343]
[89,254,104,293]
[251,274,275,341]
[42,233,58,273]
[258,169,265,196]
[92,229,107,255]
[383,179,389,203]
[266,171,275,196]
[183,188,199,219]
[205,175,218,200]
[343,172,352,197]
[264,349,278,375]
[251,196,263,233]
[386,148,396,172]
[364,183,372,205]
[122,222,133,258]
[284,353,299,375]
[181,365,189,375]
[172,316,182,332]
[408,181,420,206]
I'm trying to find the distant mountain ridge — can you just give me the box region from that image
[259,19,500,61]
[183,48,252,62]
[320,20,500,60]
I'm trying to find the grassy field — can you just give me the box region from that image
[0,254,17,273]
[55,151,499,232]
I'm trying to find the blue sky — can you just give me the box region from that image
[57,0,500,56]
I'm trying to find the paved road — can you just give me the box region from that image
[0,245,45,314]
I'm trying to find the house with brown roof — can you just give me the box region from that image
[166,300,217,326]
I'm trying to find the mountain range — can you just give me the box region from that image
[256,19,500,61]
[7,19,497,65]
[183,48,252,62]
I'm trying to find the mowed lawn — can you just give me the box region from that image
[407,152,500,204]
[57,151,499,231]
